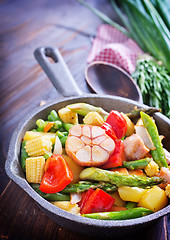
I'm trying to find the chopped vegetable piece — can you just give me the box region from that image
[61,181,117,194]
[126,107,161,120]
[83,111,104,126]
[25,136,52,157]
[40,155,73,193]
[58,107,78,124]
[109,191,126,207]
[101,122,117,141]
[118,186,147,202]
[26,156,45,183]
[62,154,84,184]
[121,113,135,137]
[48,110,60,122]
[82,207,153,220]
[105,110,127,139]
[80,188,115,214]
[23,131,56,144]
[31,183,70,201]
[101,140,126,169]
[63,123,73,131]
[111,168,129,175]
[135,125,156,150]
[36,119,46,131]
[21,140,29,172]
[141,112,168,168]
[125,202,137,209]
[138,186,168,212]
[66,125,115,167]
[144,160,159,177]
[79,167,165,188]
[165,184,170,198]
[66,103,109,118]
[128,169,145,176]
[123,158,151,170]
[53,201,80,214]
[53,136,62,155]
[79,188,95,213]
[44,122,55,132]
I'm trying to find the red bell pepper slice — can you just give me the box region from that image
[101,122,117,141]
[80,188,115,214]
[79,188,95,211]
[105,110,127,139]
[40,155,73,194]
[101,140,126,169]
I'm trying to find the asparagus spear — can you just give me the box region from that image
[79,167,165,188]
[126,107,161,120]
[66,103,109,118]
[122,158,151,170]
[31,184,70,201]
[141,112,168,168]
[82,207,153,220]
[61,181,117,194]
[125,202,137,210]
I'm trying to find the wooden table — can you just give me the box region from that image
[0,0,169,239]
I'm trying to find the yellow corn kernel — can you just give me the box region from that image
[83,111,104,126]
[26,156,45,183]
[144,160,159,177]
[165,184,170,198]
[23,131,56,144]
[25,136,52,157]
[58,107,78,124]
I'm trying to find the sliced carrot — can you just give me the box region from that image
[111,168,129,175]
[110,206,127,212]
[44,122,54,132]
[128,169,145,176]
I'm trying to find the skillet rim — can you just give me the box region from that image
[5,94,170,229]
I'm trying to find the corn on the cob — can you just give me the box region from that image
[83,111,104,126]
[25,136,52,157]
[58,107,78,124]
[23,131,56,144]
[26,156,45,183]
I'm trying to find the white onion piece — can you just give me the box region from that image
[53,135,62,155]
[70,193,82,205]
[135,125,156,150]
[164,148,170,165]
[136,118,143,126]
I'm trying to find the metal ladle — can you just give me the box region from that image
[85,61,143,103]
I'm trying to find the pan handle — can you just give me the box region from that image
[34,47,82,97]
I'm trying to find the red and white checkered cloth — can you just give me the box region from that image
[87,24,143,74]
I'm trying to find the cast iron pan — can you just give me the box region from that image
[5,47,170,237]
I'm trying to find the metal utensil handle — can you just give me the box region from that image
[34,47,82,97]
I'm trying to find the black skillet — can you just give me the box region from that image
[5,47,170,237]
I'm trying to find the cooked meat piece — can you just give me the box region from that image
[123,134,149,160]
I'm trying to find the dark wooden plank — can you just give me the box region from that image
[0,181,169,240]
[0,0,169,239]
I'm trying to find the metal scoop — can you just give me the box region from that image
[85,61,143,103]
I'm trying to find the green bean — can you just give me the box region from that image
[140,112,168,168]
[125,202,137,210]
[63,123,73,132]
[60,136,68,147]
[21,141,29,172]
[82,207,153,220]
[122,158,151,170]
[36,119,46,131]
[53,120,63,130]
[43,152,52,160]
[31,184,70,201]
[48,110,60,121]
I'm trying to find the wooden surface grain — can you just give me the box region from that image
[0,0,169,239]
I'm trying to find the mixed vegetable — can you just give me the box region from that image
[21,103,170,220]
